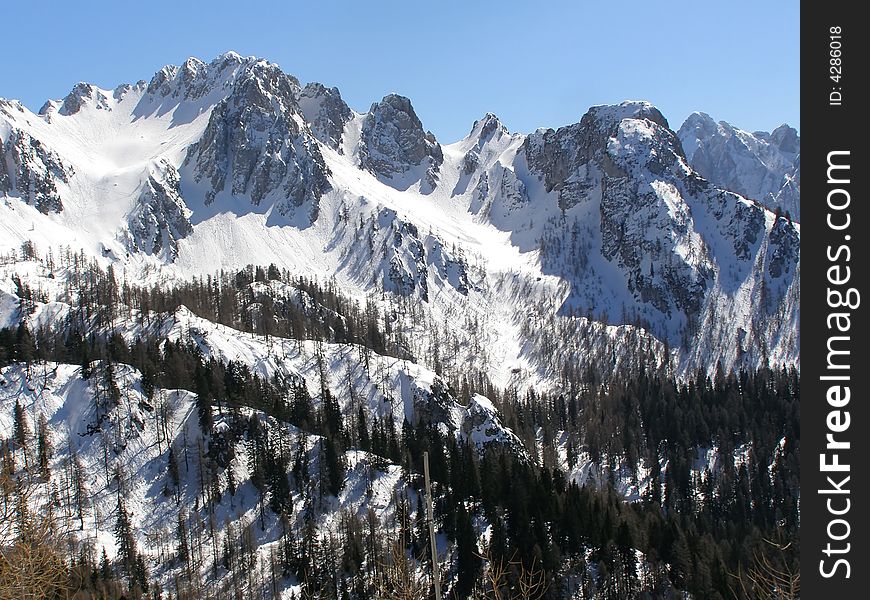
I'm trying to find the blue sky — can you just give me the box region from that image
[1,1,798,141]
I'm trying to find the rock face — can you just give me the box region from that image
[126,161,193,258]
[766,214,800,280]
[522,102,714,320]
[58,83,111,115]
[385,214,429,300]
[677,112,800,220]
[0,134,8,193]
[298,83,353,150]
[0,127,72,214]
[358,94,443,190]
[352,208,470,302]
[514,101,799,356]
[600,110,714,319]
[183,58,331,221]
[470,163,529,218]
[524,102,670,212]
[462,113,510,175]
[771,155,799,218]
[411,379,525,454]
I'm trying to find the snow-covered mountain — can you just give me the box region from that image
[1,52,799,382]
[677,112,800,220]
[0,52,801,599]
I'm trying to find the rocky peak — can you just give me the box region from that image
[523,101,674,211]
[770,124,799,154]
[677,113,800,219]
[182,57,329,221]
[36,100,57,117]
[238,59,301,106]
[471,112,508,141]
[176,57,208,98]
[54,83,110,116]
[461,113,510,175]
[298,82,353,150]
[212,50,244,69]
[359,93,443,189]
[1,128,74,213]
[113,82,135,102]
[181,57,207,79]
[678,112,717,161]
[146,64,181,96]
[126,161,193,259]
[585,101,670,132]
[143,52,291,104]
[521,101,731,338]
[598,117,714,321]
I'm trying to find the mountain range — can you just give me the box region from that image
[0,51,799,380]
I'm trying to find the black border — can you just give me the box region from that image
[801,3,869,596]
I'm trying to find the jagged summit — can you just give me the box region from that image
[770,123,799,153]
[181,55,329,223]
[358,93,443,190]
[142,52,298,104]
[677,111,800,219]
[298,82,353,150]
[467,112,507,137]
[455,113,513,178]
[60,83,107,115]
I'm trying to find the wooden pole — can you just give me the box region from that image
[423,451,442,600]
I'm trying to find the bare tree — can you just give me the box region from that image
[375,536,428,600]
[0,474,71,599]
[730,539,799,600]
[472,548,549,600]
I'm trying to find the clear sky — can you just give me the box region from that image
[1,0,798,142]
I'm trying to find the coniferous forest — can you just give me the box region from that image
[0,246,799,600]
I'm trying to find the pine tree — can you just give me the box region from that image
[455,502,480,598]
[266,451,293,518]
[321,437,345,497]
[114,496,139,589]
[167,446,181,501]
[177,511,190,572]
[80,337,92,379]
[12,400,30,454]
[36,412,52,480]
[195,361,213,435]
[15,323,36,366]
[99,547,113,581]
[69,444,88,530]
[357,404,370,452]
